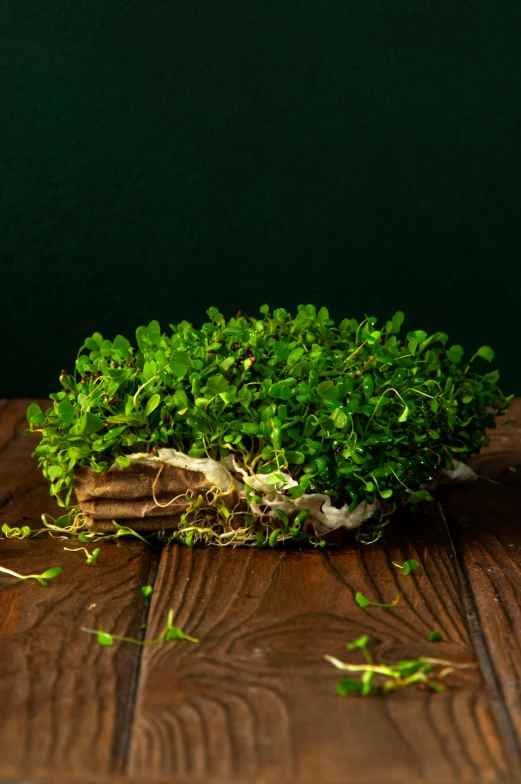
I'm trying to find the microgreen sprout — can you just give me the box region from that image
[2,523,32,539]
[355,591,400,609]
[429,631,443,642]
[141,585,153,606]
[326,635,475,696]
[393,559,420,576]
[64,546,100,565]
[26,305,512,546]
[0,565,62,587]
[82,609,198,646]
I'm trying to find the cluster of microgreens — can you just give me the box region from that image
[25,304,512,546]
[325,635,474,696]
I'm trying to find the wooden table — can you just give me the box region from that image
[1,399,521,784]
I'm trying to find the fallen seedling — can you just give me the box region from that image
[64,545,100,565]
[0,565,62,587]
[82,609,198,646]
[393,559,419,576]
[326,635,476,696]
[141,585,153,606]
[355,591,400,608]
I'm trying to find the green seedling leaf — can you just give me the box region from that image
[476,346,494,362]
[429,631,443,642]
[398,405,409,423]
[356,591,400,609]
[27,402,45,427]
[41,567,62,580]
[86,547,100,565]
[0,564,62,587]
[409,490,434,504]
[141,585,153,605]
[97,630,114,646]
[355,592,371,608]
[347,635,370,651]
[393,559,420,576]
[336,678,364,695]
[144,394,161,417]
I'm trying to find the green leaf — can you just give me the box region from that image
[241,422,260,435]
[429,630,443,642]
[27,403,45,426]
[274,509,289,527]
[206,374,229,395]
[356,591,399,609]
[476,346,494,362]
[169,351,192,378]
[398,405,409,423]
[380,489,393,499]
[97,630,114,647]
[144,394,161,417]
[347,635,370,650]
[83,412,104,434]
[54,513,72,528]
[57,400,75,424]
[141,585,153,601]
[355,592,371,608]
[41,567,62,580]
[268,382,292,400]
[446,344,464,363]
[285,450,305,464]
[331,407,348,429]
[409,490,434,504]
[318,306,330,322]
[116,455,133,468]
[147,320,162,346]
[483,370,500,385]
[336,678,364,695]
[287,347,304,364]
[317,380,339,400]
[165,626,187,641]
[220,356,235,372]
[401,559,419,576]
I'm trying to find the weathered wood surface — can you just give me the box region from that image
[129,504,509,783]
[0,400,155,780]
[442,399,521,765]
[2,398,521,783]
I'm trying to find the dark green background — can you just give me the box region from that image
[1,0,520,397]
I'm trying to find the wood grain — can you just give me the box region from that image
[130,501,509,783]
[0,399,156,779]
[441,398,521,767]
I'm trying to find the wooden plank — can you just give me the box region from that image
[130,502,510,783]
[441,398,521,767]
[0,400,156,780]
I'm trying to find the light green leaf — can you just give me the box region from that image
[144,394,161,417]
[476,346,494,362]
[97,630,114,647]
